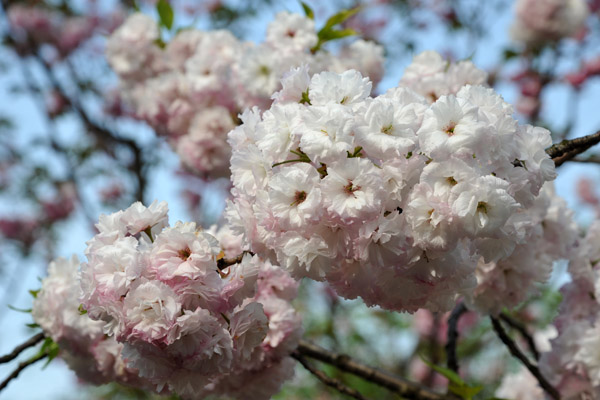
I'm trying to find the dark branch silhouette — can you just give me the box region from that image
[491,317,559,400]
[0,333,45,364]
[445,302,467,373]
[499,313,540,361]
[547,131,600,167]
[296,340,455,400]
[0,352,48,391]
[292,352,370,400]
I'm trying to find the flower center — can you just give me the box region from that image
[381,124,393,135]
[445,122,457,136]
[446,176,458,185]
[291,190,307,206]
[178,247,192,261]
[344,181,361,195]
[477,201,488,213]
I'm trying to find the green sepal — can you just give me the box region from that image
[8,304,31,313]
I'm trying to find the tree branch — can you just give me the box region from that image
[0,332,45,364]
[490,317,559,400]
[292,352,370,400]
[499,313,539,361]
[0,352,48,392]
[445,302,467,373]
[546,131,600,167]
[296,340,455,400]
[568,155,600,165]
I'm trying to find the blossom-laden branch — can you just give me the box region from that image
[547,131,600,167]
[445,302,468,373]
[499,312,540,361]
[296,340,455,400]
[0,351,48,391]
[490,317,560,400]
[292,352,370,400]
[0,332,45,364]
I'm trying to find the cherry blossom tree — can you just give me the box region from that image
[1,0,600,399]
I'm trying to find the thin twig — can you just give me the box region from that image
[292,352,370,400]
[445,302,467,373]
[569,155,600,165]
[499,313,540,361]
[0,332,45,364]
[490,317,560,400]
[0,352,48,392]
[546,131,600,167]
[296,340,454,400]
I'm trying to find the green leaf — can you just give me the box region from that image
[29,289,40,299]
[450,384,483,400]
[8,304,32,313]
[420,356,483,400]
[156,0,174,30]
[321,8,360,33]
[300,1,314,20]
[420,356,464,386]
[78,304,87,315]
[26,323,40,329]
[318,28,357,42]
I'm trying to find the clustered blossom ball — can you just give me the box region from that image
[466,184,578,315]
[32,256,141,387]
[225,51,568,313]
[537,221,600,399]
[79,201,301,399]
[106,12,384,178]
[510,0,588,47]
[398,51,488,102]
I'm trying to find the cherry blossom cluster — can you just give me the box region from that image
[225,52,570,313]
[536,221,600,398]
[466,184,578,315]
[32,256,142,387]
[398,51,488,103]
[510,0,588,47]
[106,12,384,178]
[7,3,124,57]
[78,201,302,399]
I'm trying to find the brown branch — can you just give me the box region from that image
[445,302,467,373]
[568,155,600,165]
[0,352,48,392]
[491,317,559,400]
[292,352,370,400]
[547,131,600,167]
[296,340,454,400]
[499,313,539,361]
[0,332,45,364]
